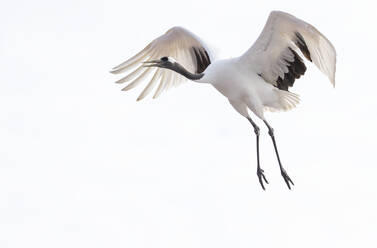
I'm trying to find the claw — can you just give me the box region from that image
[281,169,294,190]
[257,168,269,190]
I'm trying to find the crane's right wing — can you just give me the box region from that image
[111,27,212,100]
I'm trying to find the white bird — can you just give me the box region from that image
[110,11,336,190]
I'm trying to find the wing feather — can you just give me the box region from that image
[111,27,212,100]
[111,44,152,74]
[121,68,154,91]
[115,66,144,84]
[153,70,167,99]
[241,11,336,90]
[137,69,162,101]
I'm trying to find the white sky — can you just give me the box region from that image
[1,0,377,247]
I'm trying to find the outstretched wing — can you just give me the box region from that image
[240,11,336,91]
[111,27,212,100]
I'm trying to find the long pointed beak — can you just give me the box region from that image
[142,59,161,68]
[142,60,160,64]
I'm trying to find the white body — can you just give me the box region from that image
[201,57,299,119]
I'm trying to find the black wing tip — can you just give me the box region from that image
[191,46,211,74]
[295,32,312,62]
[276,47,307,91]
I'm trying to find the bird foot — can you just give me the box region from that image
[281,169,294,190]
[257,167,269,190]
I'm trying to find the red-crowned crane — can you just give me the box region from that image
[110,11,336,190]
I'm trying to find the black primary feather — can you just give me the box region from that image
[191,47,211,74]
[276,48,307,91]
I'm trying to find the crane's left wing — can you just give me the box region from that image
[111,27,212,100]
[240,11,336,91]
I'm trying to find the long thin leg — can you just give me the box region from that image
[263,120,294,189]
[247,117,268,190]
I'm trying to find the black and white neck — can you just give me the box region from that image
[168,60,204,81]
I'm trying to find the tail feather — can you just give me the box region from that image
[264,89,300,112]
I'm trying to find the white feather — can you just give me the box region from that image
[111,26,212,99]
[240,11,336,86]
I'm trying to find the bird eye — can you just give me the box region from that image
[161,57,168,62]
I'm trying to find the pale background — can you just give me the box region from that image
[1,0,377,247]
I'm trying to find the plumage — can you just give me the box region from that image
[110,11,337,190]
[111,26,212,99]
[241,11,336,87]
[276,48,307,91]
